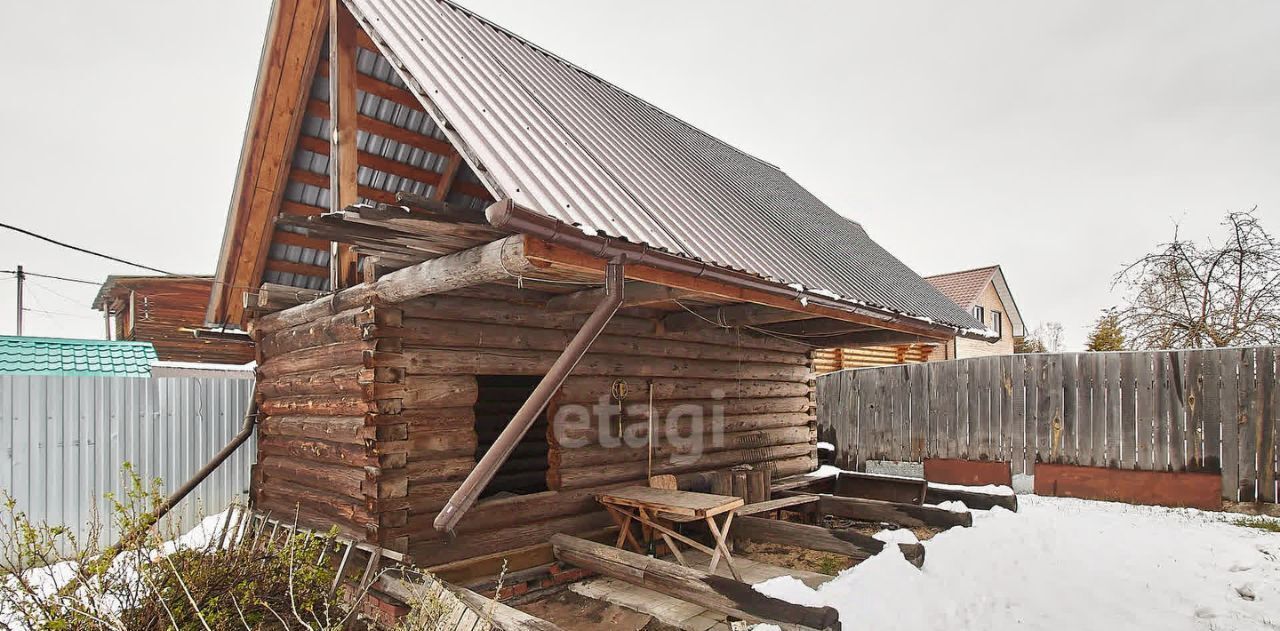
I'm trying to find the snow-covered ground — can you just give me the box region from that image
[756,496,1280,630]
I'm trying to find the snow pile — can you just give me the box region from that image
[928,481,1015,496]
[816,442,834,451]
[755,497,1280,630]
[872,528,919,545]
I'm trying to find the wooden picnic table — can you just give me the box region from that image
[596,486,745,580]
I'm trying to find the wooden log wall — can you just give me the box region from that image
[816,348,1280,503]
[393,292,816,565]
[813,345,935,373]
[252,303,414,551]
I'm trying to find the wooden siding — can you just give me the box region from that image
[100,278,254,364]
[816,348,1280,503]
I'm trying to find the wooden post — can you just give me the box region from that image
[328,0,360,290]
[810,494,972,529]
[551,534,841,631]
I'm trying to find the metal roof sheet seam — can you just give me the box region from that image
[344,0,988,334]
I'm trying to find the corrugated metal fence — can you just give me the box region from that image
[816,347,1280,503]
[0,375,255,551]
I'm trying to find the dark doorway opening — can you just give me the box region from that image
[475,375,549,498]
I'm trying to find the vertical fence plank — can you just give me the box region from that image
[1034,356,1052,466]
[1185,350,1205,470]
[1104,353,1122,467]
[1024,355,1041,474]
[1088,353,1107,467]
[1135,352,1156,470]
[1078,353,1094,466]
[1010,355,1028,474]
[956,360,970,460]
[975,358,991,460]
[1168,351,1188,471]
[998,357,1013,462]
[1261,348,1277,503]
[1201,351,1223,474]
[1061,354,1078,464]
[1154,352,1170,471]
[1217,350,1239,499]
[1239,349,1258,499]
[1120,352,1137,468]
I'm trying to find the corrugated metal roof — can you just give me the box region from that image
[347,0,983,330]
[0,336,156,377]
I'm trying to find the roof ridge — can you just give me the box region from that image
[923,264,1001,280]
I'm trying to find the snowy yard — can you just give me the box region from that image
[756,496,1280,631]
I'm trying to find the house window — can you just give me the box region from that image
[973,305,985,323]
[992,311,1003,337]
[474,375,549,498]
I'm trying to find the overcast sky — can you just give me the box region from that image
[1,1,1277,350]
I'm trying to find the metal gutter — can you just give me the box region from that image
[485,200,985,341]
[434,259,626,533]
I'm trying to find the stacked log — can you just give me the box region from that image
[251,304,412,550]
[253,291,818,568]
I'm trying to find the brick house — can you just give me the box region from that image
[925,265,1025,360]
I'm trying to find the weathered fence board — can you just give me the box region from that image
[816,347,1280,502]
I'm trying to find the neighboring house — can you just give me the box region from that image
[0,336,157,377]
[925,265,1025,360]
[93,275,254,365]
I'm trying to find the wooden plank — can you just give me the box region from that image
[1023,355,1040,474]
[1088,353,1108,467]
[1077,354,1094,466]
[1239,348,1259,499]
[1135,351,1156,470]
[735,495,820,516]
[977,357,992,460]
[1201,351,1223,474]
[1218,350,1241,500]
[1154,352,1170,471]
[998,357,1014,462]
[1105,353,1123,468]
[909,363,928,461]
[1061,354,1078,464]
[1185,350,1205,470]
[957,358,972,460]
[1120,352,1137,468]
[1036,355,1054,467]
[1167,350,1187,472]
[551,534,841,631]
[1010,355,1028,474]
[1261,347,1277,503]
[328,0,360,289]
[597,487,744,518]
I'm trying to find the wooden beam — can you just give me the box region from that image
[663,303,817,332]
[251,235,539,334]
[304,99,456,158]
[550,534,841,631]
[328,0,360,290]
[432,153,463,201]
[810,495,972,529]
[545,282,696,313]
[732,515,924,568]
[252,282,327,313]
[925,484,1018,512]
[378,574,564,631]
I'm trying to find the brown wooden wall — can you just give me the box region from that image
[100,277,255,364]
[250,290,819,565]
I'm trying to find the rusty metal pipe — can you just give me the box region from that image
[434,260,625,533]
[485,200,979,340]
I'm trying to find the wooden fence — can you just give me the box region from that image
[815,347,1280,503]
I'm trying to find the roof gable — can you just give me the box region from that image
[925,265,1024,337]
[210,0,983,332]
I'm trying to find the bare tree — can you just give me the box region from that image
[1114,208,1280,349]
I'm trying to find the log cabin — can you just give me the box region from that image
[206,0,994,575]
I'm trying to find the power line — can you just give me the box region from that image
[0,270,99,286]
[0,222,173,275]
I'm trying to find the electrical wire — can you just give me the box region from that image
[0,222,174,274]
[0,270,99,285]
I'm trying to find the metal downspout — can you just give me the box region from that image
[434,259,626,533]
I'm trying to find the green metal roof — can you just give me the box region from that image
[0,336,157,377]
